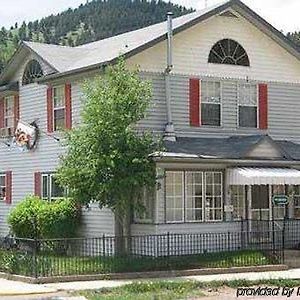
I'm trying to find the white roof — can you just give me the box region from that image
[227,167,300,185]
[2,0,300,83]
[23,3,223,74]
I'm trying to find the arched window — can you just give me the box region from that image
[22,60,44,85]
[208,39,250,66]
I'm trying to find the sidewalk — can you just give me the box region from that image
[2,268,300,296]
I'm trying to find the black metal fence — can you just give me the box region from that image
[0,228,284,278]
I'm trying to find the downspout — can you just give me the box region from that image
[164,12,176,142]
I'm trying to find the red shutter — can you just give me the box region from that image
[65,83,72,130]
[189,78,201,127]
[0,97,4,129]
[47,86,53,133]
[5,171,12,205]
[14,94,19,129]
[259,84,268,130]
[34,172,41,198]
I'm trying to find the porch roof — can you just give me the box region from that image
[227,167,300,185]
[162,135,300,161]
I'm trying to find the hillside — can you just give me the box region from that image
[0,0,193,72]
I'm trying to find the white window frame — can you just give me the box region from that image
[237,82,259,129]
[165,171,223,224]
[204,171,223,222]
[165,171,185,223]
[185,171,204,222]
[230,185,246,220]
[4,95,14,129]
[53,86,65,131]
[42,173,66,202]
[201,80,222,127]
[0,174,6,202]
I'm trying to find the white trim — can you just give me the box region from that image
[237,82,259,129]
[200,80,222,127]
[52,85,65,132]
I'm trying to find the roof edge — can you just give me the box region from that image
[0,41,59,85]
[32,0,300,83]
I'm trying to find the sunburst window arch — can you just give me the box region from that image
[208,39,250,67]
[22,59,44,85]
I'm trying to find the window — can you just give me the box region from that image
[230,185,245,220]
[42,173,65,201]
[0,174,5,201]
[201,81,221,126]
[205,172,223,221]
[292,186,300,219]
[208,39,250,66]
[165,171,223,223]
[238,83,258,128]
[166,172,184,223]
[22,60,43,85]
[4,96,14,128]
[134,187,155,223]
[53,86,65,131]
[272,185,286,220]
[186,172,203,222]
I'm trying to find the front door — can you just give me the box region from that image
[250,185,270,237]
[251,185,270,221]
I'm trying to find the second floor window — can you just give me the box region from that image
[4,96,14,129]
[238,83,258,128]
[42,173,66,201]
[0,174,6,201]
[201,81,221,126]
[53,86,65,131]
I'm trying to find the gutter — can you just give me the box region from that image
[151,154,300,166]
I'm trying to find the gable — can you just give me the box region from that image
[246,139,284,159]
[0,44,57,85]
[127,12,300,84]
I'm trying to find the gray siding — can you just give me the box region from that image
[0,55,115,237]
[139,73,300,144]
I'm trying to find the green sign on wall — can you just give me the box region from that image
[272,195,289,206]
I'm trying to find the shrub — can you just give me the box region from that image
[8,195,80,239]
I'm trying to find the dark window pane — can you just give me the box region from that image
[51,177,64,198]
[42,176,48,199]
[201,103,221,126]
[54,108,65,131]
[208,39,250,67]
[239,106,257,128]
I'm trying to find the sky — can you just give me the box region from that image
[0,0,299,33]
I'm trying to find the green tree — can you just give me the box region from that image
[56,59,160,248]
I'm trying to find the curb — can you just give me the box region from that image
[0,264,289,284]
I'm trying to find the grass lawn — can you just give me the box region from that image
[77,279,300,300]
[0,249,275,277]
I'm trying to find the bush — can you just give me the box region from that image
[8,195,80,239]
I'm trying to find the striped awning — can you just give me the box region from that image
[227,167,300,185]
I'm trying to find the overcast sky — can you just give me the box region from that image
[0,0,299,33]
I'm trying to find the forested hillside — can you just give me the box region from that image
[0,0,299,74]
[287,32,300,48]
[0,0,193,71]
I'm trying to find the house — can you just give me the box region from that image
[1,0,300,245]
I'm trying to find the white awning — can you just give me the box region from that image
[227,167,300,185]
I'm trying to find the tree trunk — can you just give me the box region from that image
[114,206,131,255]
